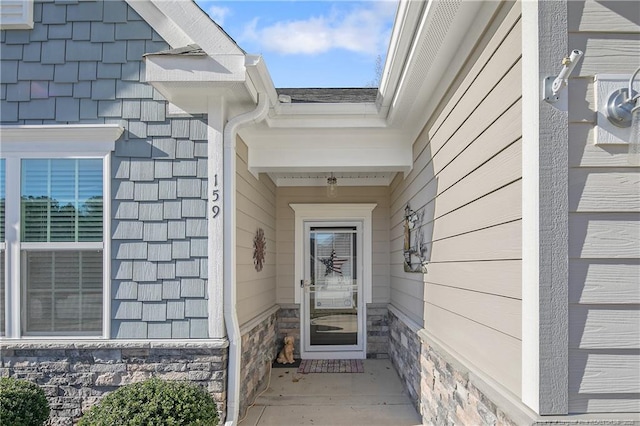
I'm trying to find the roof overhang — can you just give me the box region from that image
[133,0,503,186]
[144,53,253,113]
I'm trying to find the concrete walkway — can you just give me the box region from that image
[240,359,422,426]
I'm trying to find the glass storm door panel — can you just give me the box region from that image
[302,223,363,356]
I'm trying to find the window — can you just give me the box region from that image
[1,124,122,338]
[21,159,104,334]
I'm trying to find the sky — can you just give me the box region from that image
[193,1,399,88]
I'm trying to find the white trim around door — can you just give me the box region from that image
[290,203,376,360]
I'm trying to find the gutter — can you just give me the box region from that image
[223,92,269,426]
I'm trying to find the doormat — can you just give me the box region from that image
[297,359,364,374]
[272,358,302,368]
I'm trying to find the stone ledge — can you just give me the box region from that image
[0,339,229,350]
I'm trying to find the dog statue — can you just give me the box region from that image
[276,335,295,364]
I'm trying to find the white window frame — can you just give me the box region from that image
[1,125,123,339]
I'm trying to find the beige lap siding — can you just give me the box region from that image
[390,3,523,397]
[235,138,277,327]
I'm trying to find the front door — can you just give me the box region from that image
[301,222,365,359]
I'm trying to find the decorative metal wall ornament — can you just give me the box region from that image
[403,204,428,273]
[253,228,266,272]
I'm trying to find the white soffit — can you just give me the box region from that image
[386,0,502,139]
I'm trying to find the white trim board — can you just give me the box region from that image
[521,0,569,415]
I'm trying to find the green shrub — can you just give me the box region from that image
[79,378,219,426]
[0,377,50,426]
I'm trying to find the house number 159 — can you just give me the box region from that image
[212,174,220,218]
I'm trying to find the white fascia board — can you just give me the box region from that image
[245,55,279,106]
[262,113,388,129]
[247,133,412,176]
[0,0,33,30]
[127,0,242,55]
[125,0,194,48]
[145,55,246,83]
[144,54,249,113]
[378,0,425,111]
[151,1,242,55]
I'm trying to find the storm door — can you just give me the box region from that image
[301,222,364,358]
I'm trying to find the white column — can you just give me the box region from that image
[208,98,226,339]
[522,0,569,415]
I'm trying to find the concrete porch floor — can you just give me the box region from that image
[240,359,422,425]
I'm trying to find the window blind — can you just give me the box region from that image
[21,159,103,242]
[23,250,102,334]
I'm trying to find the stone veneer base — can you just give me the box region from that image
[275,304,389,359]
[388,308,421,411]
[0,340,228,426]
[239,307,278,419]
[389,308,518,426]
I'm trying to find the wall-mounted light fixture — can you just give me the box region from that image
[326,173,338,198]
[606,67,639,128]
[604,66,640,165]
[543,49,583,103]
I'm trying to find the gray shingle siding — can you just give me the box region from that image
[1,0,211,340]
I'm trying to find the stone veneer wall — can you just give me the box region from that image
[389,307,520,425]
[276,304,389,359]
[367,303,389,358]
[420,337,517,426]
[239,309,277,419]
[276,304,301,357]
[388,309,421,411]
[0,342,228,426]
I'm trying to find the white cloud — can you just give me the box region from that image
[241,2,397,56]
[207,4,231,26]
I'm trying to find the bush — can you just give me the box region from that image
[0,377,50,426]
[79,378,219,426]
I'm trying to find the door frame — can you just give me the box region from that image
[290,203,376,359]
[302,221,363,358]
